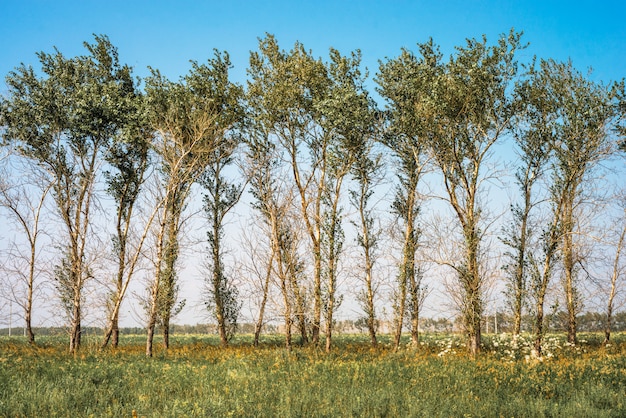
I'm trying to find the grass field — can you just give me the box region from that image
[1,333,625,417]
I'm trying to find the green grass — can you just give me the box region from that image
[1,333,625,417]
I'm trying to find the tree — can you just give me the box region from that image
[500,61,554,337]
[196,53,244,346]
[0,157,51,343]
[247,35,330,344]
[507,59,564,358]
[202,135,244,346]
[143,51,240,356]
[244,122,305,350]
[1,35,135,353]
[349,136,383,347]
[604,199,626,344]
[543,59,615,345]
[317,48,375,351]
[101,74,151,349]
[379,32,524,355]
[377,46,434,349]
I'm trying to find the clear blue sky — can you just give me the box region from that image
[1,0,624,90]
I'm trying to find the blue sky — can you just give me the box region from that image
[1,0,624,91]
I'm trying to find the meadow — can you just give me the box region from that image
[1,333,625,417]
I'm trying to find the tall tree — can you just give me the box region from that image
[143,51,240,356]
[101,74,151,349]
[349,135,383,347]
[247,35,331,344]
[244,99,304,350]
[377,41,435,350]
[543,59,615,345]
[317,48,375,351]
[1,35,135,353]
[197,53,244,346]
[202,135,244,346]
[500,62,553,337]
[380,32,524,355]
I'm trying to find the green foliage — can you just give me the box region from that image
[378,30,526,354]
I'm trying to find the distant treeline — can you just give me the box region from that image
[3,311,625,337]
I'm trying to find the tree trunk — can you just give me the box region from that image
[311,245,321,345]
[26,260,35,344]
[281,274,292,351]
[146,216,167,357]
[146,316,156,357]
[112,310,120,347]
[360,193,378,348]
[534,293,545,357]
[366,266,377,347]
[25,303,35,344]
[69,296,81,354]
[162,316,170,350]
[254,251,273,347]
[604,221,625,345]
[563,200,577,345]
[465,221,482,357]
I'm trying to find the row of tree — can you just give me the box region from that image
[1,31,624,357]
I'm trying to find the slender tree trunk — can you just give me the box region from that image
[146,315,156,357]
[324,190,343,353]
[512,185,531,336]
[358,187,378,347]
[409,275,420,346]
[26,257,35,344]
[393,277,407,351]
[604,220,625,344]
[212,217,228,347]
[534,291,546,357]
[312,237,321,344]
[364,250,377,347]
[562,193,577,345]
[292,277,308,345]
[280,269,292,351]
[146,213,168,357]
[464,217,482,357]
[325,237,336,353]
[254,250,274,347]
[111,244,125,348]
[162,315,170,350]
[69,280,82,354]
[112,310,120,347]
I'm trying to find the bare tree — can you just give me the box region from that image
[0,157,51,343]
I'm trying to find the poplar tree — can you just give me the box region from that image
[144,52,240,356]
[1,35,134,353]
[379,31,524,355]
